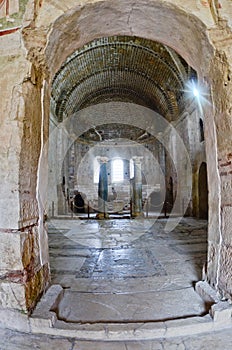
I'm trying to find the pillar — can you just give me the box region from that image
[97,157,108,219]
[0,54,50,312]
[131,157,143,218]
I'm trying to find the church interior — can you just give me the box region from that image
[0,0,232,348]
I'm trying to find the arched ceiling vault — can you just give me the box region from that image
[51,36,197,125]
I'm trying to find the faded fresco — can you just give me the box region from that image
[0,0,29,30]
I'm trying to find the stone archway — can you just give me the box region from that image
[198,162,208,219]
[40,0,221,300]
[1,0,232,313]
[166,176,174,213]
[24,0,227,307]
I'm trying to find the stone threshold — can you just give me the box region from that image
[0,283,232,340]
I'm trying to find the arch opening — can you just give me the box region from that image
[42,2,217,322]
[2,0,226,316]
[198,162,208,220]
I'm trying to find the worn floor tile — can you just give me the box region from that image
[48,218,208,323]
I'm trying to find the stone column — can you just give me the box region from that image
[131,157,143,218]
[97,157,108,219]
[0,47,50,313]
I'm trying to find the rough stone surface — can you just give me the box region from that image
[0,307,30,333]
[36,0,232,302]
[0,27,50,308]
[218,244,232,298]
[210,301,232,323]
[0,0,232,319]
[0,50,29,229]
[44,218,208,324]
[32,284,63,320]
[0,323,232,349]
[0,231,23,273]
[222,206,232,245]
[0,282,26,310]
[195,280,219,303]
[25,264,49,311]
[0,328,72,350]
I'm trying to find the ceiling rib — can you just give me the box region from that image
[51,36,197,123]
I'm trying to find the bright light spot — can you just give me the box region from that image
[112,158,124,182]
[94,157,100,183]
[183,79,211,115]
[130,159,134,179]
[184,79,211,110]
[193,87,199,98]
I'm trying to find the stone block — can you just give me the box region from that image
[106,323,150,341]
[18,198,39,229]
[206,241,220,288]
[32,284,63,319]
[221,176,232,207]
[21,227,41,269]
[29,285,64,333]
[25,264,50,311]
[222,206,232,245]
[218,244,232,297]
[31,319,107,339]
[0,327,72,350]
[210,301,232,323]
[165,316,214,337]
[0,282,26,311]
[131,322,166,340]
[0,307,30,333]
[29,314,56,333]
[0,197,21,230]
[0,231,23,272]
[195,280,219,303]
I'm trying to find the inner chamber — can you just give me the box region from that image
[45,35,209,324]
[48,35,204,219]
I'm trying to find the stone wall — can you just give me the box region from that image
[41,0,232,301]
[0,0,50,311]
[47,106,165,216]
[170,101,207,217]
[51,96,206,219]
[0,0,232,311]
[74,141,163,205]
[207,12,232,298]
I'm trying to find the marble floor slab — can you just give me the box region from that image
[57,288,206,322]
[1,326,232,350]
[48,217,208,323]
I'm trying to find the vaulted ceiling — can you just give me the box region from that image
[51,36,197,125]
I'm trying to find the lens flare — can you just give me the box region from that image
[193,87,199,98]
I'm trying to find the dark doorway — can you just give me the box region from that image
[198,162,208,219]
[199,118,204,142]
[163,176,174,214]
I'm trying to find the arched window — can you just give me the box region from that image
[130,159,134,179]
[93,157,100,183]
[199,118,204,142]
[112,159,124,182]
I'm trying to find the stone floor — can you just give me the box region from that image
[48,217,208,323]
[2,217,232,348]
[1,326,232,349]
